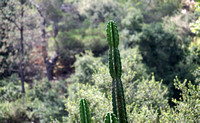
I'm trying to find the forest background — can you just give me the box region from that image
[0,0,200,122]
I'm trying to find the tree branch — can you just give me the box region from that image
[29,0,45,18]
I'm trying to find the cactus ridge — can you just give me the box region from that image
[79,98,91,123]
[106,20,128,123]
[105,113,118,123]
[107,20,121,79]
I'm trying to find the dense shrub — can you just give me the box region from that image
[56,30,84,60]
[0,75,67,123]
[142,0,182,23]
[81,23,108,55]
[193,67,200,84]
[120,7,143,49]
[64,74,169,123]
[67,51,102,85]
[138,23,184,82]
[77,0,119,25]
[188,38,200,65]
[0,75,23,102]
[93,48,148,93]
[121,7,143,33]
[126,75,169,111]
[159,77,200,122]
[64,75,200,123]
[65,83,112,123]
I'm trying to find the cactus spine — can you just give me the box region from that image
[106,20,128,123]
[105,113,118,123]
[79,99,91,123]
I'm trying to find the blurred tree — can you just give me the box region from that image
[138,23,184,82]
[0,0,27,93]
[77,0,120,26]
[0,0,44,92]
[0,0,16,79]
[120,7,144,49]
[30,0,61,81]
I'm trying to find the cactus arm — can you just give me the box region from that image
[79,99,91,123]
[105,113,117,123]
[106,20,128,123]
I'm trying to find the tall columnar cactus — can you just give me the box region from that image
[106,20,128,123]
[79,98,91,123]
[105,113,117,123]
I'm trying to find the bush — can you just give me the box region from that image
[126,75,169,112]
[81,22,108,55]
[65,73,169,123]
[77,0,119,25]
[67,51,103,85]
[120,7,143,49]
[56,30,84,60]
[138,23,184,82]
[0,76,67,123]
[159,77,200,122]
[193,67,200,84]
[142,0,182,23]
[93,48,148,93]
[0,74,23,102]
[188,38,200,65]
[65,83,112,123]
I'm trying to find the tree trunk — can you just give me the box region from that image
[44,52,58,81]
[41,19,58,81]
[30,1,59,81]
[20,6,25,93]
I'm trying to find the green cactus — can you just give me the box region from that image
[78,21,127,123]
[79,98,91,123]
[105,113,118,123]
[106,20,128,123]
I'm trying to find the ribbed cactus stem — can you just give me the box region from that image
[105,113,117,123]
[106,20,128,123]
[79,98,91,123]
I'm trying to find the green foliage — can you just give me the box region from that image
[93,48,148,93]
[67,51,102,84]
[121,7,143,33]
[1,1,200,123]
[57,21,108,56]
[65,67,200,123]
[190,18,200,36]
[0,75,67,122]
[66,74,169,123]
[126,75,169,111]
[128,105,160,123]
[193,67,200,84]
[190,1,200,36]
[0,0,16,79]
[106,20,128,123]
[105,113,117,123]
[78,0,119,25]
[163,11,194,46]
[65,83,112,123]
[142,0,182,23]
[120,7,143,49]
[188,38,200,64]
[0,39,15,79]
[172,78,200,122]
[79,99,91,123]
[81,22,108,55]
[138,23,184,82]
[56,30,84,59]
[0,79,22,102]
[159,77,200,122]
